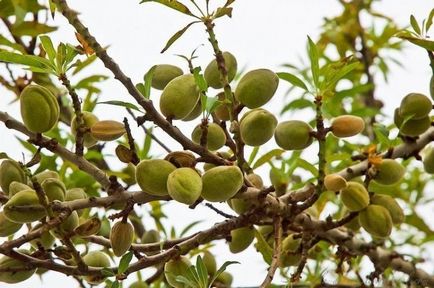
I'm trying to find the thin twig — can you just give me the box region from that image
[259,216,282,288]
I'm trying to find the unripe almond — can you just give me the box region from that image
[110,221,134,257]
[394,108,431,136]
[71,111,99,147]
[274,120,313,150]
[246,173,264,189]
[164,151,196,168]
[82,251,110,284]
[235,69,279,108]
[373,159,405,185]
[74,217,101,236]
[359,204,393,238]
[280,234,302,267]
[0,159,26,195]
[90,120,125,141]
[0,250,36,283]
[164,256,192,288]
[240,108,277,146]
[59,211,79,233]
[41,178,66,202]
[0,212,22,237]
[136,159,176,196]
[340,182,369,212]
[20,84,59,133]
[228,198,253,214]
[8,181,32,197]
[182,101,202,121]
[202,251,217,275]
[399,93,432,120]
[3,189,46,223]
[30,224,55,249]
[191,123,227,151]
[229,226,254,253]
[167,168,202,205]
[201,166,243,202]
[151,64,183,90]
[214,92,231,121]
[331,115,365,138]
[204,51,237,89]
[423,147,434,174]
[34,170,59,184]
[371,194,404,225]
[324,174,347,191]
[215,271,233,287]
[141,229,160,244]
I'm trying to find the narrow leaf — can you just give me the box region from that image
[307,36,320,89]
[97,100,143,112]
[39,35,56,62]
[161,21,200,53]
[248,146,260,165]
[410,15,421,35]
[253,230,273,265]
[209,261,239,287]
[214,7,232,19]
[118,251,133,274]
[426,9,434,32]
[140,0,195,16]
[11,22,56,37]
[196,256,208,287]
[0,51,53,70]
[277,72,308,91]
[253,149,285,169]
[143,65,156,99]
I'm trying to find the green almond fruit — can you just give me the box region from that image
[228,198,252,214]
[20,84,59,133]
[110,221,134,257]
[395,108,431,136]
[30,224,55,250]
[359,204,393,238]
[240,108,277,146]
[98,217,111,239]
[201,166,243,202]
[82,251,110,285]
[0,159,26,195]
[331,115,365,138]
[202,251,217,276]
[151,64,183,90]
[71,111,99,148]
[204,51,237,89]
[280,234,302,267]
[136,159,176,196]
[235,69,279,108]
[344,214,361,231]
[164,256,192,288]
[214,92,231,121]
[269,168,288,196]
[371,194,404,225]
[182,100,202,121]
[121,163,137,186]
[423,147,434,174]
[59,211,79,234]
[215,271,233,287]
[3,190,46,223]
[0,211,22,237]
[373,159,405,185]
[274,120,313,150]
[160,74,200,120]
[41,178,66,202]
[65,188,87,201]
[90,120,126,141]
[164,151,196,168]
[0,250,36,283]
[141,229,160,244]
[324,174,347,191]
[203,151,233,171]
[340,182,369,212]
[229,226,254,253]
[167,168,202,205]
[9,181,32,197]
[130,281,149,288]
[34,170,59,184]
[191,123,227,151]
[399,93,432,120]
[246,173,264,189]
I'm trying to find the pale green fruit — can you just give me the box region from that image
[214,92,231,121]
[374,159,405,185]
[167,168,202,205]
[324,174,347,191]
[246,173,264,189]
[0,250,36,283]
[201,166,243,202]
[331,115,365,138]
[359,204,393,238]
[204,51,237,89]
[59,211,79,234]
[0,159,26,195]
[3,190,46,223]
[216,271,233,287]
[423,147,434,174]
[136,159,176,196]
[340,182,369,212]
[269,168,288,195]
[371,194,404,225]
[399,93,432,120]
[160,74,200,120]
[141,229,160,244]
[182,100,202,121]
[229,226,254,253]
[130,281,149,288]
[110,221,134,257]
[228,198,252,214]
[71,111,99,147]
[90,120,126,141]
[30,224,55,249]
[240,108,277,146]
[121,163,137,186]
[34,170,59,184]
[280,234,302,267]
[344,214,361,231]
[191,123,227,151]
[151,64,183,90]
[164,151,196,168]
[274,120,313,150]
[235,69,279,108]
[20,84,59,133]
[82,251,110,285]
[164,256,192,288]
[41,178,65,202]
[65,188,87,201]
[394,108,431,136]
[98,218,111,238]
[203,151,233,171]
[202,251,217,275]
[8,181,31,197]
[0,211,22,237]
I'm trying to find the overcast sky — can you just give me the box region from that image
[1,0,433,287]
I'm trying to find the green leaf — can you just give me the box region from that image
[180,220,203,237]
[307,36,320,89]
[97,100,143,113]
[39,35,56,62]
[174,275,196,287]
[205,97,219,114]
[140,0,195,17]
[161,21,200,53]
[11,22,56,37]
[248,146,260,165]
[118,251,133,274]
[0,35,25,53]
[277,72,308,91]
[111,280,120,288]
[136,83,146,97]
[193,66,208,92]
[101,268,115,277]
[396,31,434,51]
[75,75,108,89]
[0,51,54,70]
[426,9,434,32]
[296,158,318,177]
[281,98,313,114]
[214,7,232,19]
[253,230,273,265]
[48,0,56,18]
[56,43,66,74]
[410,15,421,35]
[196,256,208,288]
[253,149,285,169]
[209,261,239,287]
[405,213,434,235]
[143,65,156,99]
[72,54,97,75]
[324,61,360,90]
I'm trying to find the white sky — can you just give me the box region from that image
[1,0,433,287]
